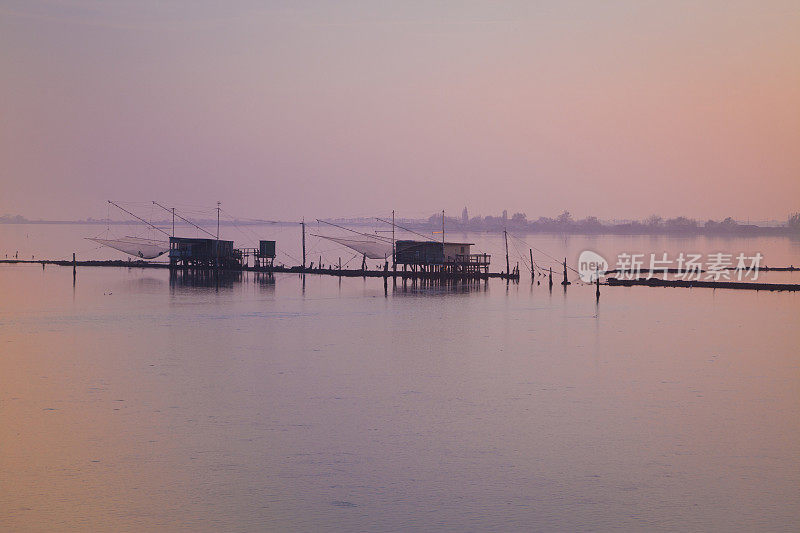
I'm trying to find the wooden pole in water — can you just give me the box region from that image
[529,249,534,281]
[596,269,600,298]
[504,229,510,275]
[72,253,76,275]
[561,258,571,285]
[549,266,553,288]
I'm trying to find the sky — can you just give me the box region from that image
[1,1,798,222]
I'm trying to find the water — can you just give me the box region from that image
[1,225,798,531]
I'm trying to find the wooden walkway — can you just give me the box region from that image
[0,259,520,280]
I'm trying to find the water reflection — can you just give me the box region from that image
[168,269,242,290]
[393,277,489,296]
[253,271,275,288]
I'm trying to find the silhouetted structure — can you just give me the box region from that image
[394,240,490,276]
[169,237,241,270]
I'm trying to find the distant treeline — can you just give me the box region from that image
[405,211,800,236]
[4,211,800,236]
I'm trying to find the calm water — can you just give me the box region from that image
[1,225,799,531]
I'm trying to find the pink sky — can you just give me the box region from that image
[1,1,798,221]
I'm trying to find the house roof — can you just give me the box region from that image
[395,240,474,246]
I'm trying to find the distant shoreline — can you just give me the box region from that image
[1,217,796,237]
[0,219,295,226]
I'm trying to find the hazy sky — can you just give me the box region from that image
[1,1,798,221]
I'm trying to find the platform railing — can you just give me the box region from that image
[454,254,491,266]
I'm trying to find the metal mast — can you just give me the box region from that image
[301,219,306,269]
[392,209,395,265]
[152,202,215,238]
[107,200,170,237]
[216,201,221,269]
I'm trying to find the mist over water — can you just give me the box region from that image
[1,225,798,531]
[2,222,799,282]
